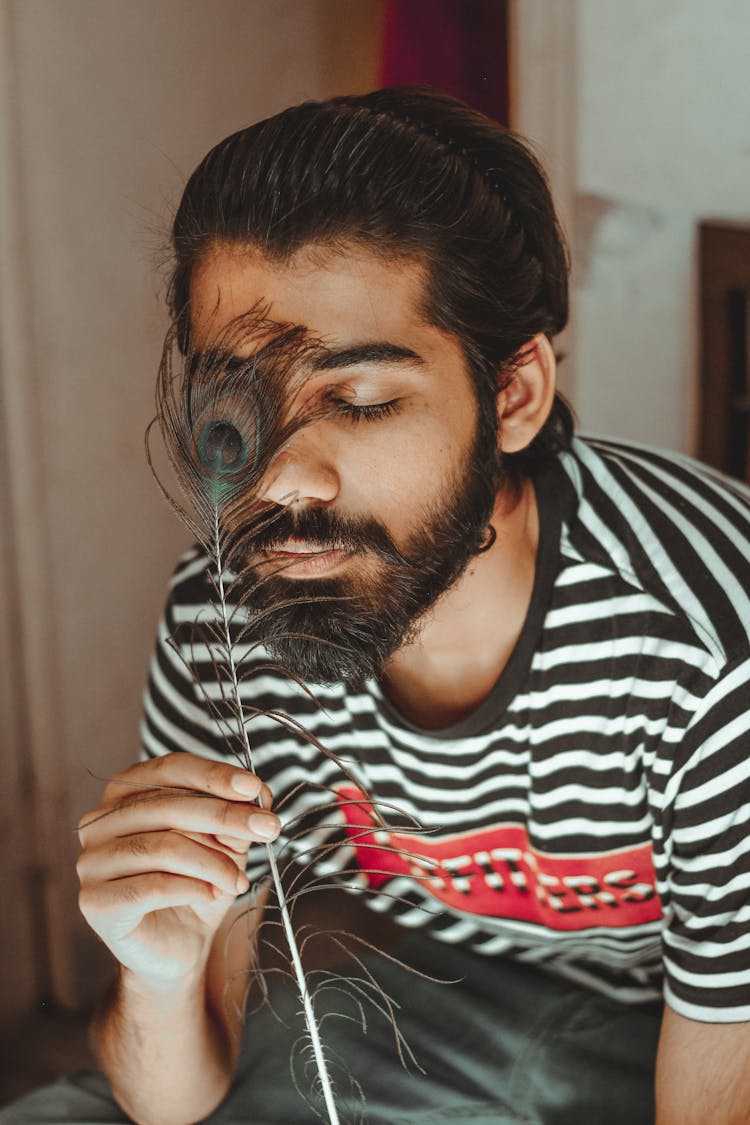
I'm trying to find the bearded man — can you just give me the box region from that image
[7,87,750,1125]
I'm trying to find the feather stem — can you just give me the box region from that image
[212,510,341,1124]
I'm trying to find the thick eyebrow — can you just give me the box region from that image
[187,341,425,377]
[312,342,424,372]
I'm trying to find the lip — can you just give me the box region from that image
[263,542,351,576]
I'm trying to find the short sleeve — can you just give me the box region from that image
[659,652,750,1022]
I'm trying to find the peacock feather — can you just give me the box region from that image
[147,305,434,1122]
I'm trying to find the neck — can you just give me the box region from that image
[381,476,539,729]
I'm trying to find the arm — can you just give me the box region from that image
[656,1004,750,1125]
[78,753,279,1125]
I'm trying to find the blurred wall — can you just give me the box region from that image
[0,0,384,1019]
[510,1,576,401]
[573,0,750,452]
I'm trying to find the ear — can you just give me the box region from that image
[497,334,557,454]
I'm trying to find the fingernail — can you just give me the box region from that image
[235,871,250,893]
[248,812,280,840]
[260,784,274,810]
[232,773,262,798]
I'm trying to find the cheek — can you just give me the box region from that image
[340,407,472,516]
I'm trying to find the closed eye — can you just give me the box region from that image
[334,399,400,423]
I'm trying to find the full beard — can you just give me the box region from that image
[229,424,500,687]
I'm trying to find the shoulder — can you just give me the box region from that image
[566,435,750,512]
[558,437,750,666]
[164,544,214,611]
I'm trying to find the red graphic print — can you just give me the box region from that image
[337,786,662,932]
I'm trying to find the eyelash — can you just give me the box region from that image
[334,399,400,423]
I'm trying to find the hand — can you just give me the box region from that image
[77,752,280,990]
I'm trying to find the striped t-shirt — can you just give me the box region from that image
[141,436,750,1023]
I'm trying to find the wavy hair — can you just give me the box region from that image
[169,86,574,478]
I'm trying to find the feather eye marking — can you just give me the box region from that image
[196,416,254,478]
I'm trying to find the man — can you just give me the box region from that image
[7,87,750,1125]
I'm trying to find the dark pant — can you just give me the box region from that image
[0,935,661,1124]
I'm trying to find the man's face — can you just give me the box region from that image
[189,242,499,685]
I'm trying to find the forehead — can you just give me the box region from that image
[188,241,435,354]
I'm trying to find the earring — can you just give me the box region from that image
[477,524,497,554]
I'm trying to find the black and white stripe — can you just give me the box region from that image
[141,437,750,1022]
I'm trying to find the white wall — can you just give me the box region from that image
[573,0,750,452]
[0,0,383,1016]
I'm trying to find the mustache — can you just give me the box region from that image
[245,505,412,568]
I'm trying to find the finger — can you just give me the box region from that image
[96,753,270,811]
[213,834,253,855]
[79,792,281,849]
[180,829,250,858]
[79,872,220,939]
[77,832,250,898]
[172,833,253,877]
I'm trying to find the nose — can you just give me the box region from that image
[259,427,340,508]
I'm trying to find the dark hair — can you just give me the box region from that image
[169,86,574,477]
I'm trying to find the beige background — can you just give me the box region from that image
[0,0,385,1022]
[1,0,749,1028]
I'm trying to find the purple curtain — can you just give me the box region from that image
[380,0,509,124]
